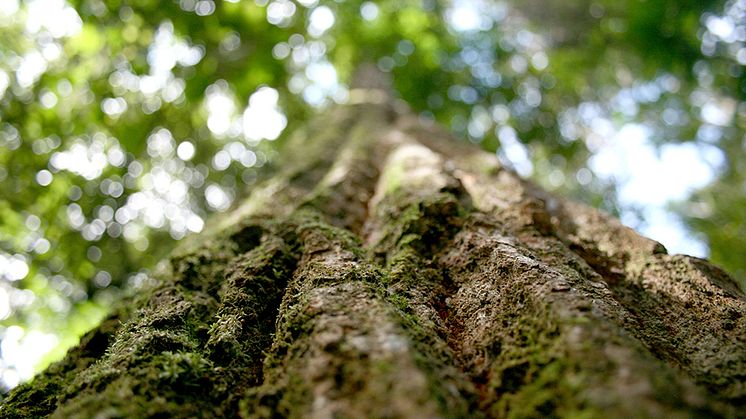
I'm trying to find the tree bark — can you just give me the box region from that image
[2,88,745,418]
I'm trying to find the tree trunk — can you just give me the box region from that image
[2,86,745,419]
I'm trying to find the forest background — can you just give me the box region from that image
[0,0,744,392]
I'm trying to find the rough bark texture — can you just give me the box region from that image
[2,90,745,418]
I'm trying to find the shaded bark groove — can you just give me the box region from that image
[2,97,745,418]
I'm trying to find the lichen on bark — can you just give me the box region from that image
[2,92,745,418]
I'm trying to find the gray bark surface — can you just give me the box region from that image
[2,92,745,418]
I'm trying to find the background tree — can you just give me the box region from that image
[0,0,744,391]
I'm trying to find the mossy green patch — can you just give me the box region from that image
[369,191,465,263]
[1,214,303,417]
[483,307,600,419]
[367,191,480,416]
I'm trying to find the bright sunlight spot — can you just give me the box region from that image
[242,87,287,141]
[590,124,724,256]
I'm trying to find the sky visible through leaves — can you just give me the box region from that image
[0,0,745,391]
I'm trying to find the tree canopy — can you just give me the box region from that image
[0,0,744,391]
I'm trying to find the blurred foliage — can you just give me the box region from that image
[0,0,744,390]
